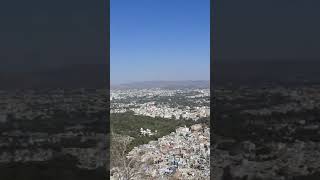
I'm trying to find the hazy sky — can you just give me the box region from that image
[215,0,320,61]
[110,0,210,84]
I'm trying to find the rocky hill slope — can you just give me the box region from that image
[111,124,210,180]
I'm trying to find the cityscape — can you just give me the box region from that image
[212,82,320,180]
[1,0,320,179]
[0,88,108,179]
[110,83,210,179]
[111,88,209,120]
[110,0,210,178]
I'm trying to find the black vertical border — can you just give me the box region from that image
[106,0,111,177]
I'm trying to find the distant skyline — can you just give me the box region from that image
[110,0,210,84]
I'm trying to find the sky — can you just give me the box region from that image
[110,0,210,84]
[0,0,107,72]
[215,0,320,61]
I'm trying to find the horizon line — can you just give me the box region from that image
[111,79,210,86]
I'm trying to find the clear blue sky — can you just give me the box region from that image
[111,0,210,84]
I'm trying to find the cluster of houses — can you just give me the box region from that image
[140,128,157,137]
[122,124,210,179]
[0,130,107,169]
[131,103,210,121]
[111,88,182,100]
[0,89,107,121]
[0,89,108,170]
[111,88,210,121]
[242,87,320,115]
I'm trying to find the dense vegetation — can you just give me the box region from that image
[110,111,199,151]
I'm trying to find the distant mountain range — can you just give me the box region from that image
[111,80,210,89]
[0,64,108,89]
[1,60,319,89]
[213,60,320,86]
